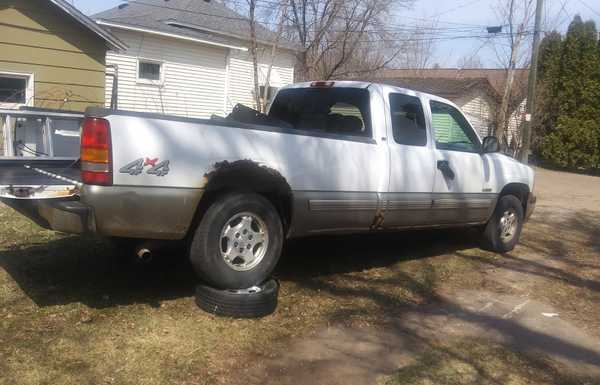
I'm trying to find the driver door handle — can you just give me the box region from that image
[437,160,455,180]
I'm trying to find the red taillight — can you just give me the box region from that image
[81,117,112,186]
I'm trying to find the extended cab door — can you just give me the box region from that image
[382,89,437,228]
[427,99,494,224]
[268,84,390,235]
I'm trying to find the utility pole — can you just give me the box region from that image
[519,0,544,163]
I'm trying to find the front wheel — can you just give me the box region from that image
[189,192,283,289]
[481,194,524,253]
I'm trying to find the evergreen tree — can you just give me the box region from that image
[538,16,600,170]
[557,16,598,117]
[534,31,562,144]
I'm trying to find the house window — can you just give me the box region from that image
[0,72,33,108]
[137,60,163,83]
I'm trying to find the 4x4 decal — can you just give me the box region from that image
[119,158,170,177]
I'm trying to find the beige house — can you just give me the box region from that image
[374,69,529,145]
[0,0,125,111]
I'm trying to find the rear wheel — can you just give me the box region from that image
[189,192,283,289]
[481,194,524,252]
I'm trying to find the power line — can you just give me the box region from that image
[576,0,600,17]
[126,0,490,32]
[115,0,536,45]
[315,31,535,44]
[429,0,484,18]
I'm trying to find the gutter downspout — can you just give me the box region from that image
[106,64,119,110]
[223,49,231,114]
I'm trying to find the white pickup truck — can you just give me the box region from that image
[0,81,536,290]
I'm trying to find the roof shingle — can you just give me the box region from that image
[375,68,529,100]
[93,0,301,51]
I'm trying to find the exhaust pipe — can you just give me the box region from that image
[136,247,153,263]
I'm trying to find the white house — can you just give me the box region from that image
[93,0,299,118]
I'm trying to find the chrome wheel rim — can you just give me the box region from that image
[219,212,269,271]
[499,208,518,242]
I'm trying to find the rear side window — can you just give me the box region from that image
[268,88,371,138]
[389,93,427,146]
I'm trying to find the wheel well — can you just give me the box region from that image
[189,160,293,237]
[499,183,530,212]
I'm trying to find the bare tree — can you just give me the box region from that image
[232,0,417,110]
[457,53,484,69]
[394,20,439,71]
[287,0,413,80]
[491,0,535,143]
[246,0,262,111]
[261,1,290,112]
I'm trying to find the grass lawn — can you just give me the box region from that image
[1,167,599,385]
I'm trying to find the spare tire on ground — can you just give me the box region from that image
[195,279,279,318]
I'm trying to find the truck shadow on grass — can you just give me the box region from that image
[0,227,478,310]
[0,236,197,309]
[276,228,478,280]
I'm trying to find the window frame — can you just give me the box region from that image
[388,92,428,147]
[136,58,164,85]
[429,99,482,153]
[0,71,34,109]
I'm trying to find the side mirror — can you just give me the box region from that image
[482,136,500,153]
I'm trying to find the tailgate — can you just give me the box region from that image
[0,157,80,199]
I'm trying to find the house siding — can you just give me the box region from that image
[226,50,295,111]
[105,29,296,118]
[452,89,496,137]
[507,99,526,144]
[0,0,107,111]
[105,30,228,118]
[452,89,526,145]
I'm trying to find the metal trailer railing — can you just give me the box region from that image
[0,108,83,158]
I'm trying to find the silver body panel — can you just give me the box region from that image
[81,185,203,239]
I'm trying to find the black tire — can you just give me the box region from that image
[481,194,524,252]
[189,192,283,289]
[195,279,279,318]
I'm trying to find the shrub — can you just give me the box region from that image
[540,116,600,170]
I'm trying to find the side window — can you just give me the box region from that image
[389,93,427,146]
[430,101,480,152]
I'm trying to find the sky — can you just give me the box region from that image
[72,0,600,68]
